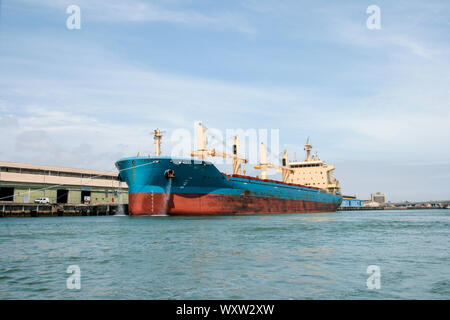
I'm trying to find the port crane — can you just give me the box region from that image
[190,123,249,175]
[254,143,294,182]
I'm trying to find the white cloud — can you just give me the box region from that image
[3,54,449,169]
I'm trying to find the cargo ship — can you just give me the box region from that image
[115,124,342,216]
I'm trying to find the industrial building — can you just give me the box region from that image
[371,192,387,204]
[0,161,128,205]
[341,195,364,207]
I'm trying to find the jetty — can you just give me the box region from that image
[0,203,128,217]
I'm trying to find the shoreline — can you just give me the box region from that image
[338,206,449,211]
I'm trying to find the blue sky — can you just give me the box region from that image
[0,0,449,201]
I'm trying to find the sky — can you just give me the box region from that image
[0,0,449,201]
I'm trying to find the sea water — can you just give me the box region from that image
[0,209,448,299]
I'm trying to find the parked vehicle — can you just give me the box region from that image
[34,197,50,204]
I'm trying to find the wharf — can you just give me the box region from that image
[338,205,449,211]
[0,203,128,217]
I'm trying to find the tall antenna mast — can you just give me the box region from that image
[304,137,312,161]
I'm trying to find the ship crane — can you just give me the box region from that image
[254,143,293,182]
[190,123,249,175]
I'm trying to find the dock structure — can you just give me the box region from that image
[0,161,128,205]
[389,200,450,209]
[0,203,128,217]
[338,200,450,211]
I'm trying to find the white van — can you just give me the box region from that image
[34,197,50,204]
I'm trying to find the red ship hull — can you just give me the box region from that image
[129,192,340,216]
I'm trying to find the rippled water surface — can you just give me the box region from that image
[0,209,449,299]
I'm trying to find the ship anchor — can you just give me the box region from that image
[164,169,175,179]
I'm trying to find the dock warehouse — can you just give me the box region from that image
[341,195,364,207]
[0,161,128,205]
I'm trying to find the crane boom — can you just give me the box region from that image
[190,123,248,174]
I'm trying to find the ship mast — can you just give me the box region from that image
[154,129,164,156]
[304,137,312,161]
